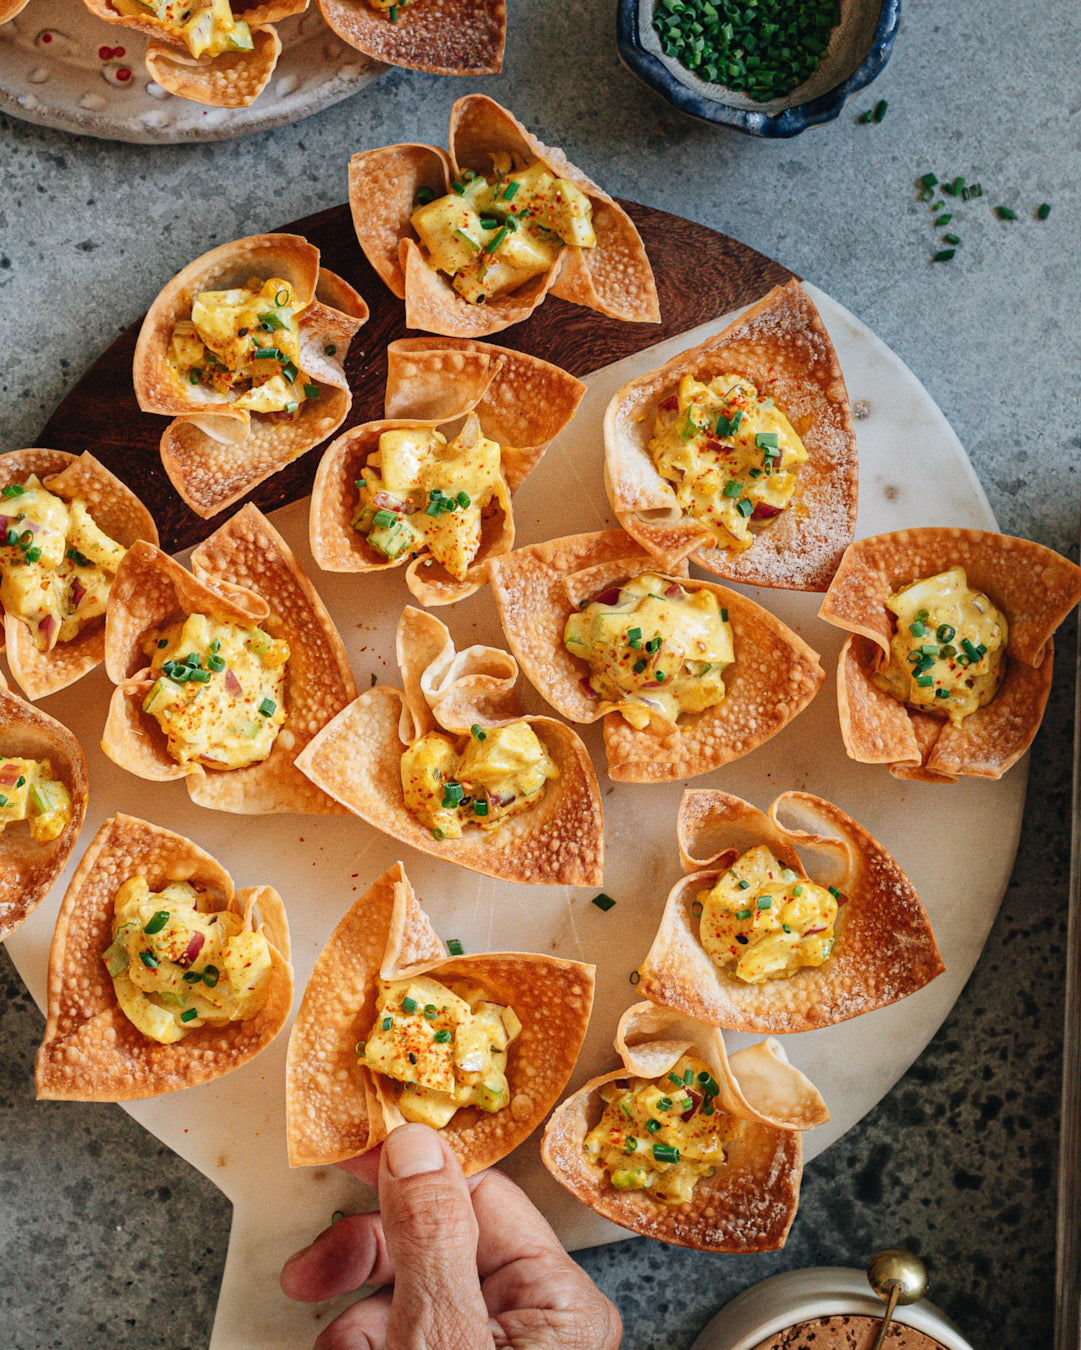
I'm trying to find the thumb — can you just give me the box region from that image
[379,1124,494,1350]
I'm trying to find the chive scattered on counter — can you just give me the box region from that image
[932,249,956,262]
[1037,202,1051,220]
[995,206,1018,220]
[943,234,961,245]
[414,186,434,206]
[592,892,616,912]
[447,939,464,956]
[873,99,888,122]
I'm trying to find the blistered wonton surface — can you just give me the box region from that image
[488,530,824,782]
[541,1001,825,1251]
[36,813,292,1101]
[319,0,505,75]
[819,528,1081,782]
[102,503,356,814]
[286,862,594,1172]
[309,336,584,605]
[348,95,659,338]
[604,280,857,592]
[134,233,368,518]
[638,789,943,1034]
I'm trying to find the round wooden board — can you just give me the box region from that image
[38,200,794,554]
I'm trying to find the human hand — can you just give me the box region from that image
[281,1123,622,1350]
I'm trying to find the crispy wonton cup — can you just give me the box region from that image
[36,813,292,1101]
[0,449,159,701]
[488,530,825,782]
[541,1001,826,1252]
[310,336,584,605]
[638,790,943,1034]
[0,675,88,942]
[604,280,857,592]
[819,528,1081,783]
[348,95,659,339]
[286,861,595,1172]
[319,0,505,75]
[134,233,368,519]
[81,0,304,107]
[102,503,356,814]
[296,606,603,886]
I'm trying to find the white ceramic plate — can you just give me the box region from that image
[0,0,383,143]
[4,284,1023,1350]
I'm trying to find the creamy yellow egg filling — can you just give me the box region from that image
[352,415,509,580]
[0,757,72,844]
[873,566,1007,726]
[647,373,808,552]
[0,477,125,653]
[410,157,596,305]
[583,1053,741,1205]
[167,276,319,417]
[141,613,289,771]
[698,844,838,984]
[359,974,522,1127]
[102,875,274,1045]
[563,573,734,730]
[401,720,559,841]
[113,0,254,59]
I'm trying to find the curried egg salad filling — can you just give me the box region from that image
[102,876,274,1045]
[873,566,1007,726]
[401,720,559,841]
[647,373,808,552]
[698,844,838,984]
[0,477,125,652]
[583,1053,742,1204]
[0,757,72,843]
[410,157,596,305]
[564,574,734,730]
[141,613,289,770]
[352,415,509,579]
[113,0,254,59]
[168,276,319,417]
[359,974,521,1127]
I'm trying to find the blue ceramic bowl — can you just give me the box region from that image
[616,0,901,137]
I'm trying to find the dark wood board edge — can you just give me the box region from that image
[38,200,796,554]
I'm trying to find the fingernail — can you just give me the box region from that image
[383,1124,445,1179]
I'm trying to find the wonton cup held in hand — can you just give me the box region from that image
[0,675,88,942]
[318,0,505,75]
[487,530,825,782]
[541,1001,827,1252]
[134,233,368,519]
[36,813,292,1101]
[638,789,943,1034]
[0,450,158,701]
[309,336,585,606]
[348,95,659,339]
[604,279,857,592]
[295,606,604,886]
[286,862,595,1172]
[819,528,1081,782]
[102,503,356,814]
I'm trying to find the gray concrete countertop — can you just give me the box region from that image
[1,1,1078,1346]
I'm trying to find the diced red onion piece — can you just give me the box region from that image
[804,925,827,936]
[0,765,20,787]
[579,676,598,699]
[664,582,685,599]
[681,1089,703,1122]
[660,395,678,413]
[0,515,9,533]
[224,669,242,695]
[175,931,205,969]
[593,587,622,608]
[37,614,58,642]
[489,791,515,809]
[752,503,783,521]
[70,578,86,609]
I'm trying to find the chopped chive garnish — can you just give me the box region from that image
[182,971,202,984]
[502,180,520,200]
[668,1072,683,1086]
[324,344,336,356]
[207,655,226,672]
[180,1008,198,1023]
[935,688,951,699]
[757,897,772,910]
[139,951,158,969]
[691,899,703,917]
[721,608,729,622]
[916,675,934,687]
[303,384,320,400]
[470,723,487,741]
[646,1118,661,1134]
[655,671,666,682]
[143,910,170,935]
[592,892,616,912]
[382,1016,393,1031]
[657,1096,673,1111]
[735,497,754,518]
[473,801,489,817]
[451,179,465,195]
[423,1005,437,1020]
[961,638,980,660]
[447,939,464,956]
[433,1028,452,1043]
[401,996,417,1013]
[783,924,792,934]
[202,965,220,988]
[625,1137,639,1154]
[652,1143,680,1164]
[258,698,276,716]
[633,659,647,674]
[828,886,841,899]
[736,908,752,921]
[627,626,643,647]
[722,479,742,499]
[456,491,470,509]
[1,484,24,498]
[936,623,956,642]
[432,828,445,840]
[414,186,434,206]
[737,879,750,890]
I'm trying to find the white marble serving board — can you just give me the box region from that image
[0,0,383,143]
[5,283,1023,1350]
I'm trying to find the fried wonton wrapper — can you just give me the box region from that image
[310,336,585,605]
[134,234,368,518]
[0,449,159,701]
[319,0,505,75]
[36,814,291,1100]
[81,0,304,107]
[819,529,1081,782]
[0,675,88,942]
[102,503,356,814]
[286,862,595,1172]
[604,280,857,592]
[348,95,659,338]
[541,1001,826,1252]
[638,790,943,1034]
[296,607,603,886]
[488,530,825,782]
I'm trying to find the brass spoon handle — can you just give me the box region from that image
[870,1283,902,1350]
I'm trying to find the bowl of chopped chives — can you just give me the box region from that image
[617,0,901,136]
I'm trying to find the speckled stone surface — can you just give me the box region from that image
[0,0,1078,1347]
